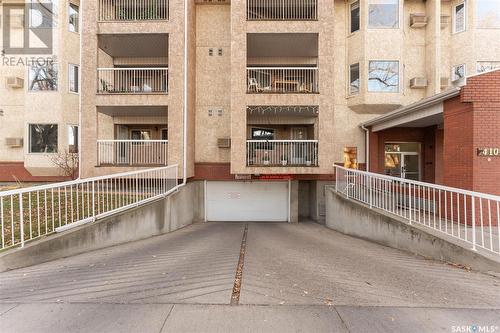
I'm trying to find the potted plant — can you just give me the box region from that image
[262,153,270,165]
[281,154,288,166]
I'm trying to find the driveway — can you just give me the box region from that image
[0,222,499,332]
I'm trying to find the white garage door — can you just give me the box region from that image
[206,181,289,222]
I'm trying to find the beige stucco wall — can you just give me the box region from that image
[80,0,196,179]
[78,0,500,179]
[0,0,80,176]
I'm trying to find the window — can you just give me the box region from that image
[68,64,79,93]
[349,63,360,95]
[29,63,58,91]
[477,0,500,28]
[453,2,466,33]
[350,1,360,33]
[131,130,152,141]
[368,61,399,92]
[68,125,78,153]
[29,124,58,153]
[477,61,500,73]
[368,0,399,28]
[218,48,223,56]
[251,128,274,140]
[68,3,79,32]
[452,64,466,81]
[208,48,213,56]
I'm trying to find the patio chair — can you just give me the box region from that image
[248,77,272,92]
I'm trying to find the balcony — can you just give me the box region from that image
[247,67,318,93]
[97,68,168,94]
[99,0,169,21]
[247,33,319,94]
[246,105,319,167]
[97,34,169,95]
[97,140,168,166]
[247,140,318,166]
[247,0,317,21]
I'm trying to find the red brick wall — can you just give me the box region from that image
[368,127,437,183]
[443,96,474,191]
[443,70,500,195]
[462,70,500,196]
[0,162,70,182]
[434,129,444,185]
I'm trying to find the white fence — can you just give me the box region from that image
[97,68,168,94]
[247,140,318,166]
[247,0,318,20]
[247,67,318,93]
[99,0,169,21]
[334,166,500,256]
[0,165,179,250]
[97,140,168,166]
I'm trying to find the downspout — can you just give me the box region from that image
[77,1,83,180]
[361,125,369,171]
[180,0,188,187]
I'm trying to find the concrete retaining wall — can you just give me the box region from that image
[0,181,204,272]
[325,188,500,274]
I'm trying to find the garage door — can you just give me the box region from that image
[206,181,289,222]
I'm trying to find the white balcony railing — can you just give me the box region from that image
[247,0,318,20]
[247,140,318,166]
[99,0,169,21]
[247,67,318,93]
[0,165,179,250]
[97,68,168,94]
[335,166,500,256]
[97,140,168,166]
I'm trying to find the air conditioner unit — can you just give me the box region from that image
[6,76,24,88]
[440,15,450,29]
[5,138,23,148]
[410,77,428,89]
[410,14,427,28]
[217,138,231,148]
[440,77,451,88]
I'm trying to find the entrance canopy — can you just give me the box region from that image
[361,88,460,132]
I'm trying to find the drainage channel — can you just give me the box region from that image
[230,223,249,306]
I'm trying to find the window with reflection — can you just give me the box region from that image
[368,61,399,92]
[477,0,500,29]
[368,0,399,28]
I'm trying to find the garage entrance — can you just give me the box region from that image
[206,181,289,222]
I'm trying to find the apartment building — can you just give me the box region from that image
[80,0,500,222]
[0,0,80,181]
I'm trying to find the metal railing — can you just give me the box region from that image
[247,140,318,166]
[99,0,169,21]
[97,140,168,166]
[0,165,179,250]
[247,0,317,20]
[97,68,168,94]
[334,166,500,256]
[247,67,318,93]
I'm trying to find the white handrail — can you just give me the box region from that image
[99,0,169,21]
[0,165,179,250]
[334,165,500,255]
[97,140,168,166]
[247,140,318,166]
[97,68,168,94]
[247,0,318,20]
[247,67,319,93]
